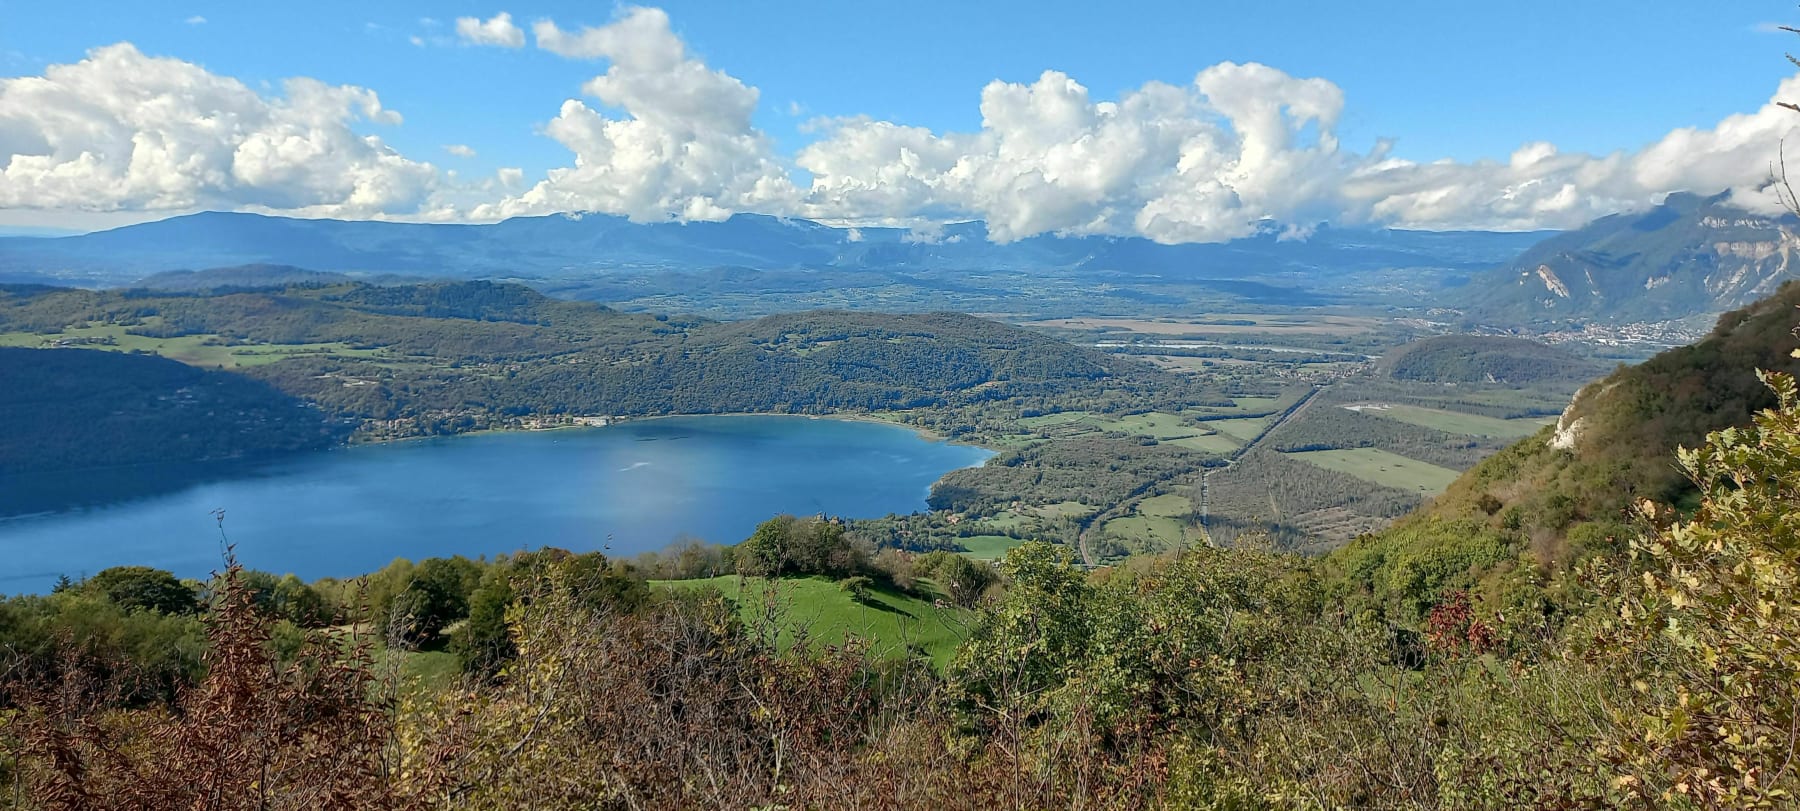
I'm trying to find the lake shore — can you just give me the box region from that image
[358,409,981,451]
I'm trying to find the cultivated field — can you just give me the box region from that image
[0,323,385,368]
[1345,403,1553,439]
[1284,448,1461,493]
[1027,314,1382,336]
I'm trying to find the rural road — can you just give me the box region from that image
[1076,384,1325,567]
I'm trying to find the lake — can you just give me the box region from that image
[0,415,993,594]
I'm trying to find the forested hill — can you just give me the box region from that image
[133,264,361,292]
[1375,334,1606,385]
[1332,281,1800,618]
[0,347,343,474]
[0,280,1205,449]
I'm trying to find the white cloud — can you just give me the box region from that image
[455,13,525,48]
[1338,73,1800,230]
[795,65,1359,242]
[795,63,1800,241]
[475,7,796,221]
[0,43,439,217]
[11,6,1800,244]
[184,15,206,25]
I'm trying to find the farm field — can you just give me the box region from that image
[1013,397,1295,456]
[1102,515,1188,549]
[1188,394,1294,417]
[1284,448,1461,493]
[1032,501,1098,520]
[1026,314,1382,336]
[1098,492,1196,553]
[1205,416,1273,442]
[1167,433,1243,453]
[955,534,1026,560]
[1020,409,1230,444]
[0,324,385,368]
[1347,403,1552,439]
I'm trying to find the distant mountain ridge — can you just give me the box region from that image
[0,210,1550,288]
[1465,192,1797,325]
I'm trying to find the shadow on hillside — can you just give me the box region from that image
[0,457,285,520]
[854,587,918,618]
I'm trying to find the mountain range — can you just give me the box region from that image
[7,197,1799,327]
[1463,191,1799,325]
[0,211,1545,289]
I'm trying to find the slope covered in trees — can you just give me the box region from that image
[1376,334,1606,385]
[0,347,343,475]
[0,281,1214,455]
[1328,281,1800,621]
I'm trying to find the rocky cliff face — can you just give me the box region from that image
[1468,192,1797,325]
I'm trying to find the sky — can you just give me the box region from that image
[1,1,1799,240]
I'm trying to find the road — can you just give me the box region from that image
[1076,384,1326,567]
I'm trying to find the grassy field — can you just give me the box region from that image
[1285,448,1462,493]
[1020,409,1249,455]
[1102,515,1188,549]
[657,575,971,668]
[1028,315,1379,336]
[1209,395,1287,414]
[975,509,1030,530]
[1206,416,1273,442]
[1099,492,1195,552]
[1101,411,1209,439]
[1348,404,1553,439]
[0,324,385,368]
[1168,434,1242,453]
[1032,501,1097,519]
[956,535,1026,560]
[1135,492,1192,518]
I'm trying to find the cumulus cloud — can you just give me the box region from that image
[792,65,1356,241]
[0,43,438,217]
[455,13,525,48]
[11,6,1800,243]
[1339,73,1800,231]
[787,61,1800,241]
[474,7,796,221]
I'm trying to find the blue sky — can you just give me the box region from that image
[2,1,1798,238]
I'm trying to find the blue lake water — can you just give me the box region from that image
[0,415,993,594]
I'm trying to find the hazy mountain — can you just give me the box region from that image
[0,211,1550,287]
[1464,192,1797,325]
